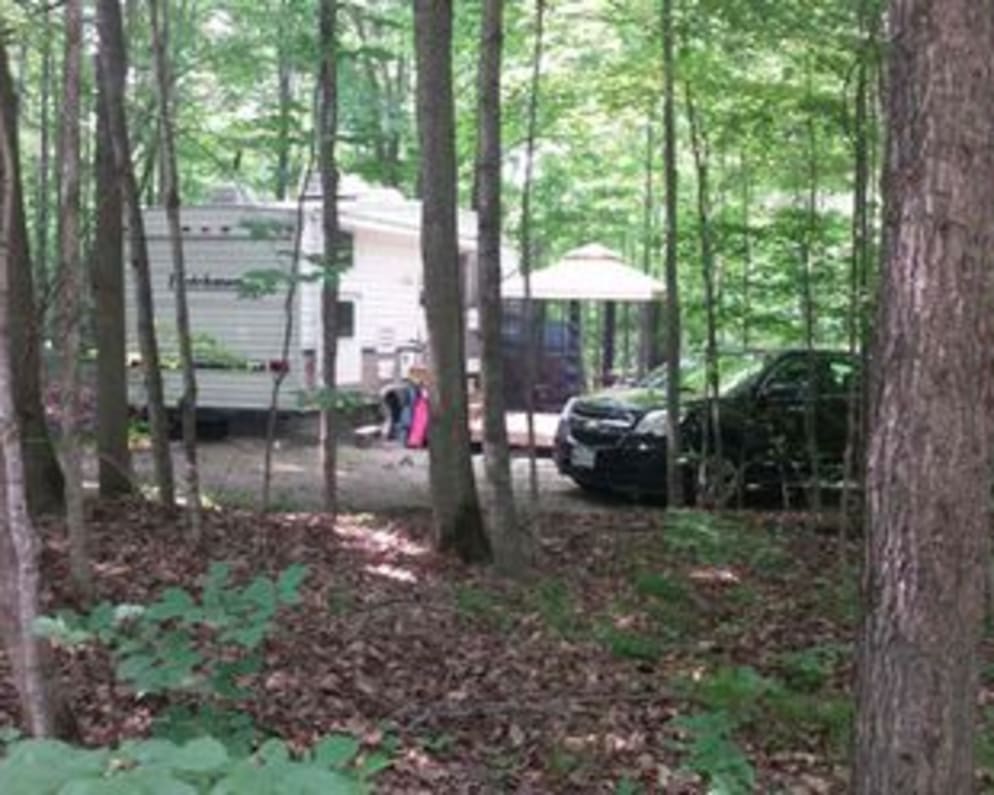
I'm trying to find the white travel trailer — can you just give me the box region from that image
[126,178,486,414]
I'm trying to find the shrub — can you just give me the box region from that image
[0,733,388,795]
[38,562,307,698]
[673,711,755,795]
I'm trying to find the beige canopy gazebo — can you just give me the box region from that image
[499,244,665,407]
[501,243,665,303]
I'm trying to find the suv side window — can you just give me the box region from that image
[822,357,857,397]
[760,354,814,399]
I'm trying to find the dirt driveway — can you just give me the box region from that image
[130,435,639,515]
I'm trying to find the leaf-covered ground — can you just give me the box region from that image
[3,500,994,793]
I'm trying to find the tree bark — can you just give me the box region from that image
[97,0,175,507]
[319,0,341,518]
[262,162,311,512]
[92,65,133,499]
[413,0,490,563]
[686,86,725,506]
[800,83,821,512]
[640,120,663,377]
[0,33,64,518]
[519,0,546,509]
[476,0,528,574]
[35,10,53,308]
[662,0,683,507]
[739,154,751,350]
[57,0,92,601]
[853,1,994,791]
[149,0,201,536]
[275,0,293,201]
[0,37,75,739]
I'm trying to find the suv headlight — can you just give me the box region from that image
[634,409,667,437]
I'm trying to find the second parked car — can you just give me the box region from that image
[554,349,860,505]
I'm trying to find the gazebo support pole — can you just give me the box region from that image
[602,300,616,385]
[622,303,631,379]
[568,300,583,392]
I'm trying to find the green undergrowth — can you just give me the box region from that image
[0,734,390,795]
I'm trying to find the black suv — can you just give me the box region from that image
[553,349,859,504]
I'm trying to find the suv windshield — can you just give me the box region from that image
[636,353,764,398]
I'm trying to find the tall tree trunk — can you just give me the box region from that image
[0,35,76,742]
[519,0,546,509]
[842,27,872,546]
[800,85,821,512]
[853,1,994,791]
[319,0,341,518]
[57,0,92,601]
[149,0,200,537]
[641,121,662,376]
[93,67,133,498]
[35,10,53,305]
[662,0,683,507]
[262,161,311,512]
[413,0,490,563]
[0,31,64,518]
[686,87,725,507]
[739,155,752,350]
[476,0,527,573]
[97,0,175,507]
[275,0,293,201]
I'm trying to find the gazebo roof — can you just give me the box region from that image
[502,243,665,302]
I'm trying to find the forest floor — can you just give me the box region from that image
[9,500,994,793]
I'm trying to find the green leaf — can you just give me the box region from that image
[312,735,359,769]
[145,588,196,622]
[33,614,92,648]
[356,751,391,779]
[256,739,289,766]
[203,563,233,614]
[172,737,230,773]
[0,741,108,794]
[276,766,362,795]
[276,565,308,605]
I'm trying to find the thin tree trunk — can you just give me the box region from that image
[97,0,175,507]
[842,22,871,548]
[262,161,312,512]
[57,0,92,601]
[275,0,292,201]
[0,30,64,519]
[853,0,994,790]
[476,0,527,574]
[640,121,658,377]
[662,0,683,507]
[801,82,821,512]
[35,11,53,304]
[0,36,76,742]
[686,86,724,506]
[519,0,546,509]
[92,65,133,498]
[149,0,200,537]
[413,0,490,563]
[740,155,752,350]
[318,0,341,518]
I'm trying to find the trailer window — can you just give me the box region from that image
[337,301,355,338]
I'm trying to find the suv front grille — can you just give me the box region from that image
[568,408,635,447]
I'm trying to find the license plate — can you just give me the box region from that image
[571,444,596,469]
